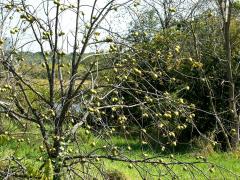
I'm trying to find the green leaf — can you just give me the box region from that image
[0,135,9,144]
[41,159,54,180]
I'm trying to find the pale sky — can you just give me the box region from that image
[1,0,132,52]
[1,0,212,52]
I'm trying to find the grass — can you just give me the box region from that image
[1,128,240,179]
[97,137,240,179]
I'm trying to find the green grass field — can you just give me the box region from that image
[1,125,240,179]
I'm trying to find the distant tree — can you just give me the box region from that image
[123,0,240,152]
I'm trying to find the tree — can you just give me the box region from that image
[124,0,240,152]
[217,0,239,150]
[0,0,239,179]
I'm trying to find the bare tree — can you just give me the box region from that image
[0,0,239,179]
[217,0,239,150]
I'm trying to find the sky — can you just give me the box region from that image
[0,0,213,53]
[1,0,132,52]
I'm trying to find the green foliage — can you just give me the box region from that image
[76,128,95,144]
[118,7,240,149]
[26,162,41,179]
[92,28,197,148]
[105,169,127,180]
[40,159,54,180]
[233,0,240,10]
[0,134,9,144]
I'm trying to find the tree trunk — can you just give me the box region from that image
[53,164,61,180]
[222,0,239,150]
[50,147,62,180]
